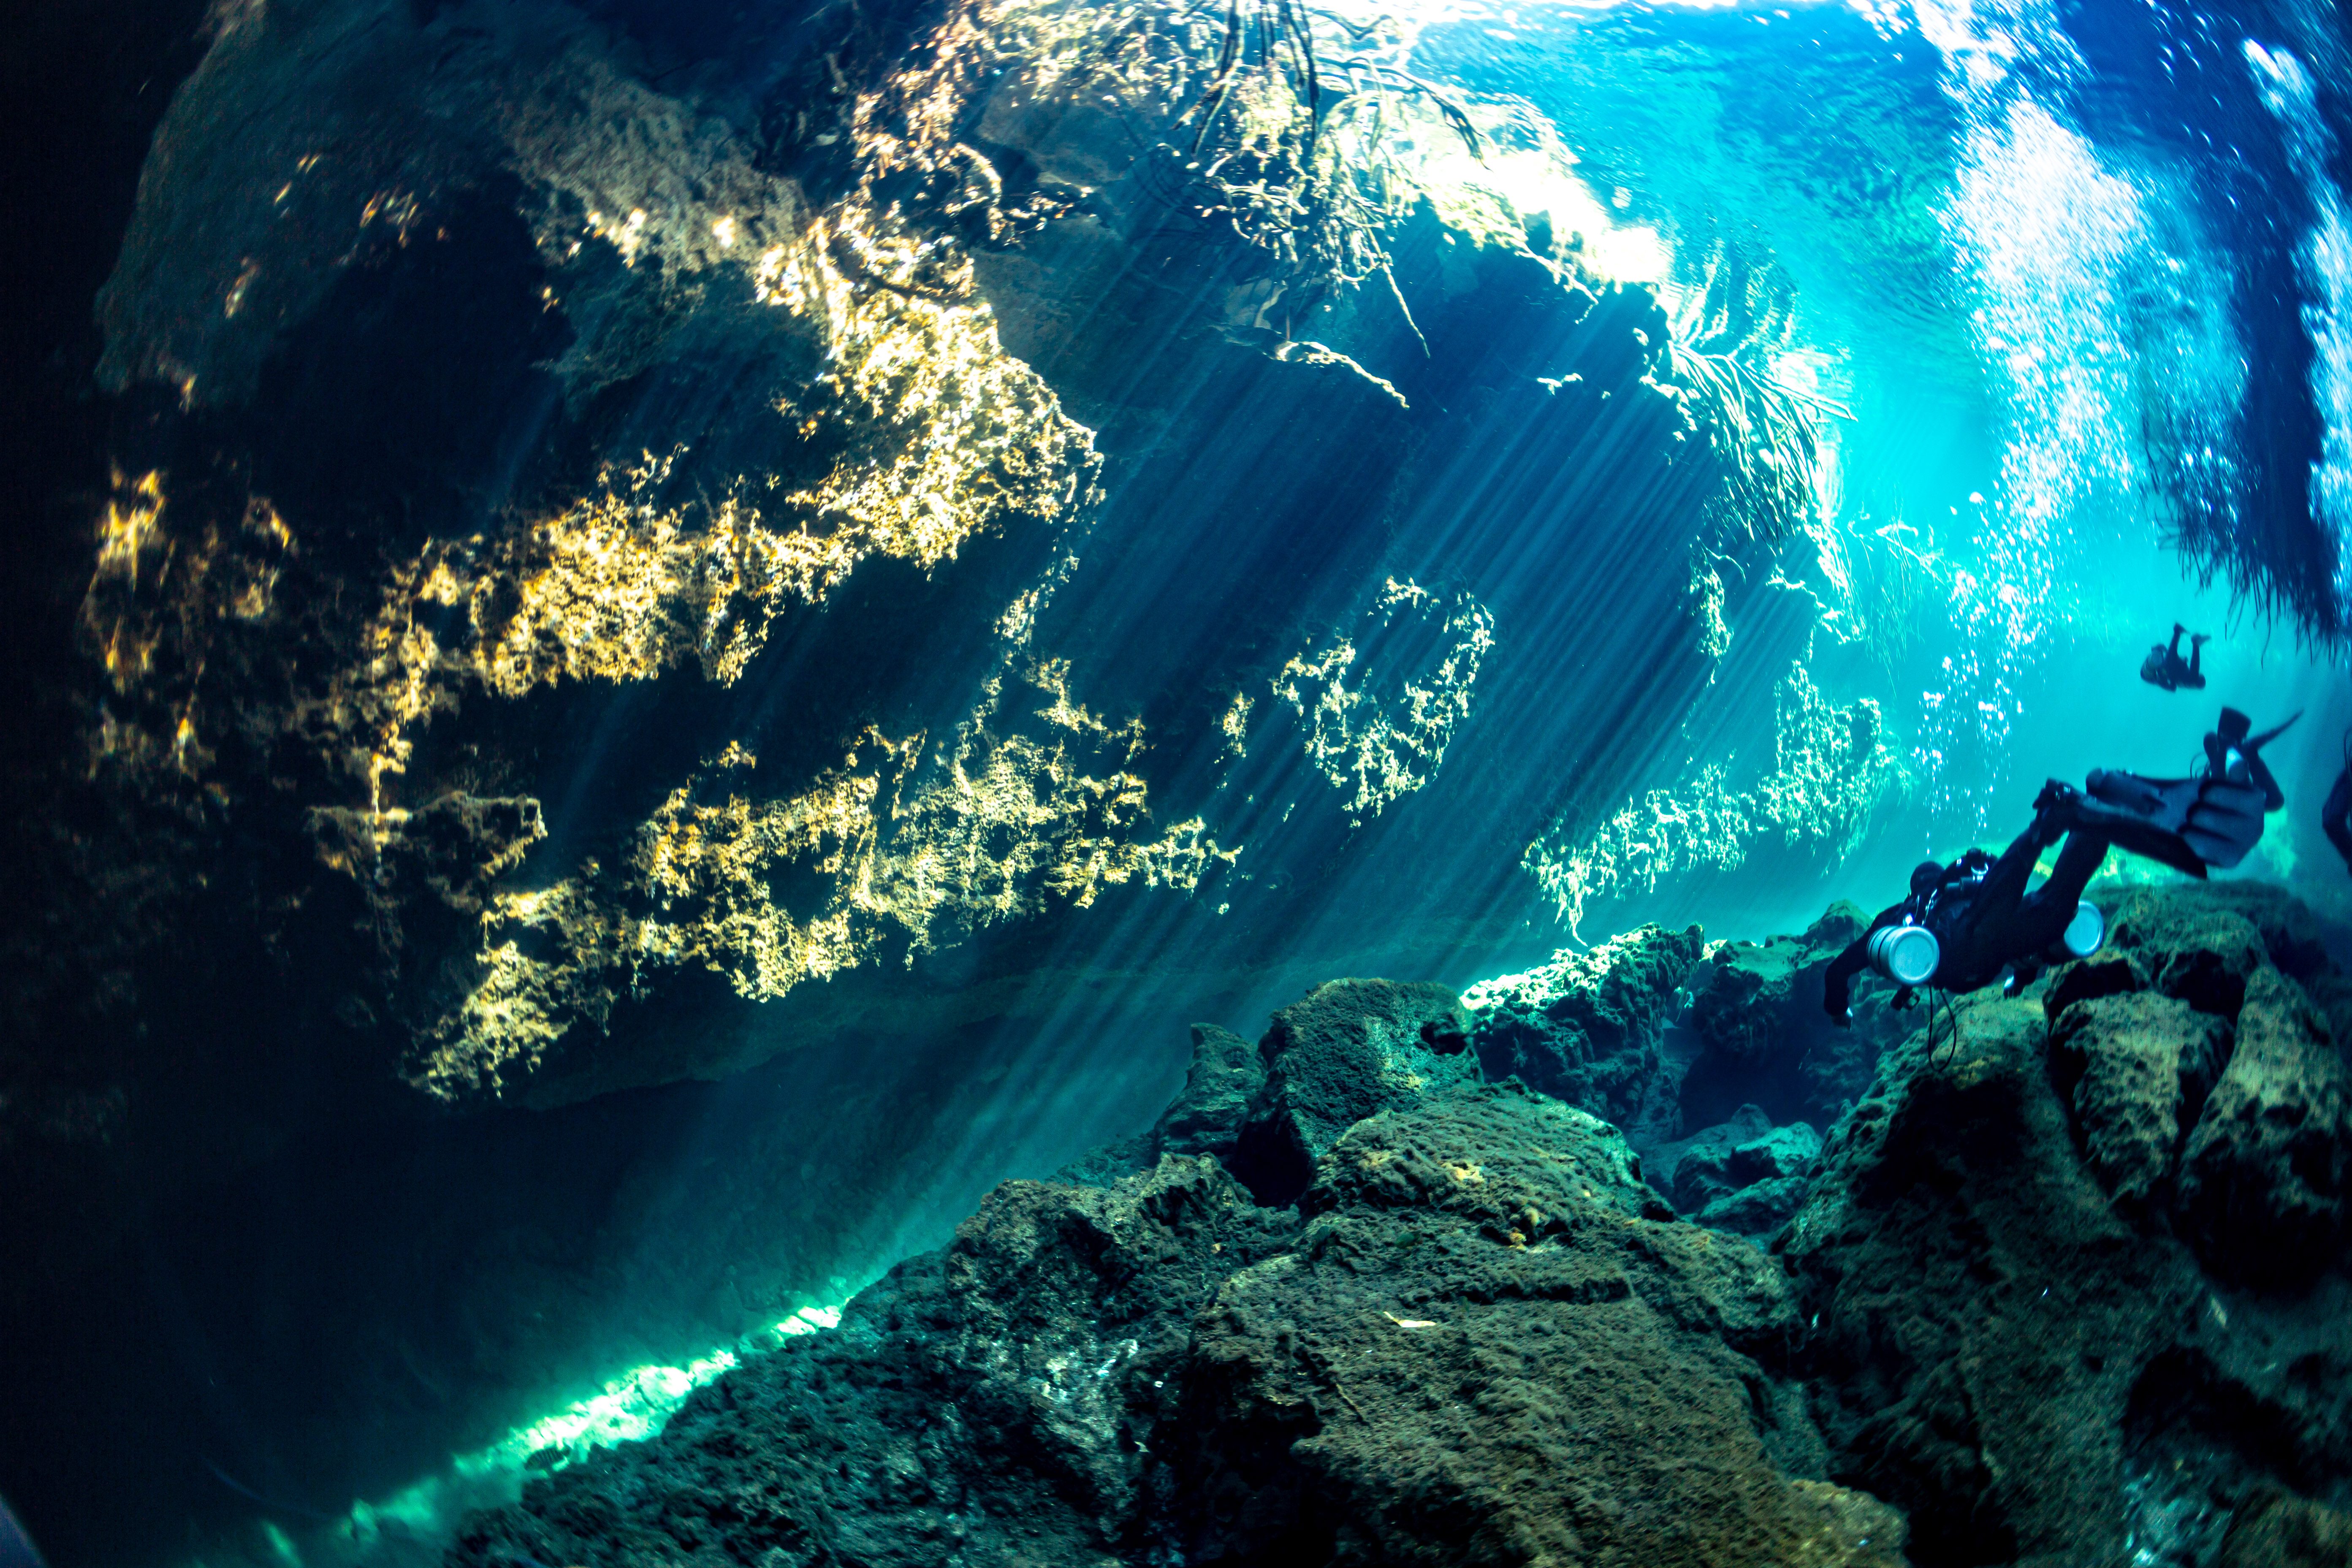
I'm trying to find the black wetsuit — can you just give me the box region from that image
[1823,785,2118,1022]
[2141,625,2208,692]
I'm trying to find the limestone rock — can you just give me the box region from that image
[2176,966,2352,1287]
[1229,980,1479,1205]
[1174,1085,1889,1567]
[1656,1104,1776,1213]
[1784,996,2212,1562]
[1677,902,1894,1132]
[2109,886,2318,1020]
[1153,1023,1266,1161]
[453,1152,1296,1568]
[1687,903,1868,1062]
[2111,882,2331,983]
[1463,922,1706,1127]
[2048,990,2230,1208]
[2222,1491,2352,1567]
[2042,948,2149,1017]
[1698,1175,1811,1236]
[1730,1122,1825,1184]
[1654,1110,1818,1224]
[456,1078,1906,1568]
[1785,946,2352,1565]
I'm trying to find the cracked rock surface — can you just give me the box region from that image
[452,884,2352,1568]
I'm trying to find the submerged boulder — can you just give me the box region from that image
[1678,902,1894,1133]
[1652,1103,1776,1213]
[2175,966,2352,1288]
[1228,980,1479,1206]
[1785,883,2352,1564]
[454,980,1909,1568]
[1170,1085,1899,1567]
[1461,922,1706,1133]
[1687,903,1868,1061]
[2048,990,2229,1209]
[445,890,2352,1567]
[1156,1023,1267,1159]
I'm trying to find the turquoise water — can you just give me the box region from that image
[1415,0,2352,939]
[8,0,2352,1562]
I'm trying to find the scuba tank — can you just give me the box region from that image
[1867,922,1941,987]
[2048,898,2104,963]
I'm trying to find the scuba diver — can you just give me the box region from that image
[2202,705,2296,812]
[1824,762,2268,1024]
[2140,624,2211,691]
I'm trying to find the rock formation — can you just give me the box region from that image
[1785,881,2352,1565]
[1681,901,1887,1131]
[448,884,2352,1568]
[453,1061,1907,1568]
[1462,922,1707,1134]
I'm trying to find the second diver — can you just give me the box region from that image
[2140,624,2211,691]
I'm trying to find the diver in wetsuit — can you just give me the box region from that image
[2141,624,2211,691]
[1823,763,2268,1024]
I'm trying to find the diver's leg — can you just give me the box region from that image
[1964,816,2054,935]
[2169,625,2186,658]
[2189,635,2207,679]
[2014,828,2111,950]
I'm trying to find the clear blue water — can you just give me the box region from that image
[9,0,2352,1562]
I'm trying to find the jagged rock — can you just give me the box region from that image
[2222,1490,2352,1567]
[1462,923,1706,1130]
[2112,882,2331,983]
[1654,1104,1774,1212]
[1730,1123,1824,1185]
[1698,1175,1811,1236]
[2144,910,2268,1018]
[1676,903,1891,1133]
[1784,917,2352,1567]
[455,1152,1296,1568]
[2042,949,2149,1016]
[1155,1023,1266,1159]
[1173,1084,1899,1567]
[2048,991,2230,1208]
[2176,966,2352,1287]
[1655,1110,1817,1221]
[454,1074,1910,1568]
[1229,980,1479,1206]
[1688,903,1867,1061]
[1056,1022,1270,1185]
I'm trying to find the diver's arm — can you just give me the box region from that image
[1823,939,1869,1025]
[2325,767,2352,874]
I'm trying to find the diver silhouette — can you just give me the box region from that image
[1824,762,2268,1024]
[2140,624,2210,691]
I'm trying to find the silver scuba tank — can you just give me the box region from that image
[2059,898,2104,960]
[1867,922,1941,987]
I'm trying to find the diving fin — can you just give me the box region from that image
[2081,767,2267,873]
[2078,770,2211,877]
[2247,709,2303,754]
[2183,776,2269,869]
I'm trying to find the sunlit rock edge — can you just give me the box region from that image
[51,0,1889,1119]
[426,880,2352,1568]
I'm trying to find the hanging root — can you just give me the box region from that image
[1664,341,1853,551]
